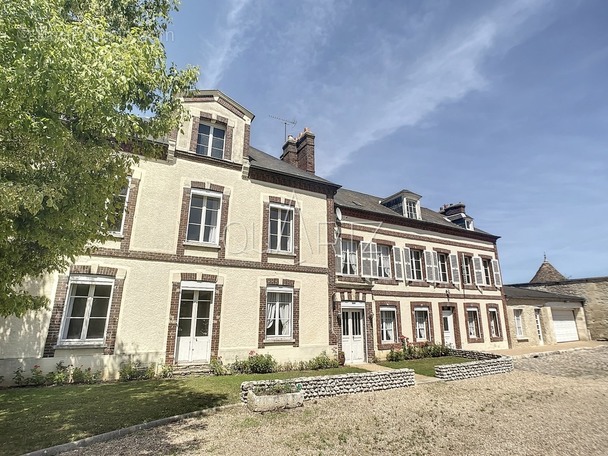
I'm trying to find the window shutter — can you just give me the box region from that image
[473,256,484,285]
[432,251,440,282]
[424,250,435,282]
[403,247,412,281]
[361,242,372,277]
[335,238,342,274]
[370,243,379,278]
[492,259,503,287]
[449,254,460,284]
[393,247,403,280]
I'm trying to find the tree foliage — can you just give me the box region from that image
[0,0,198,316]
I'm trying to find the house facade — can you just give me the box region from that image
[509,259,607,341]
[0,90,510,380]
[504,286,589,347]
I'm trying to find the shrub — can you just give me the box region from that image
[210,357,230,376]
[119,360,155,381]
[247,353,277,374]
[386,348,403,362]
[46,361,70,385]
[13,368,27,386]
[253,382,300,396]
[305,351,339,370]
[72,366,100,384]
[157,364,174,378]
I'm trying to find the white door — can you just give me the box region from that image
[342,309,365,363]
[176,289,213,363]
[442,309,455,348]
[552,309,579,342]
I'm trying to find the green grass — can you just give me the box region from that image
[0,367,365,456]
[377,356,470,377]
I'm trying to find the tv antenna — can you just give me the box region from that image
[269,115,297,142]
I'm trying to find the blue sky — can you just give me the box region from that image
[164,0,608,283]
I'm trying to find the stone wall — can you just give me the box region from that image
[524,280,608,340]
[434,349,513,381]
[240,369,415,402]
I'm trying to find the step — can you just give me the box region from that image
[172,364,213,377]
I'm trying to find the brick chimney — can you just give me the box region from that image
[295,128,315,173]
[439,202,466,217]
[280,135,297,166]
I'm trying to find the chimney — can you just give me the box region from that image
[280,135,297,166]
[439,202,466,217]
[296,128,315,173]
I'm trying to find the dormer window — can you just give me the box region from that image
[196,123,225,158]
[405,199,420,220]
[381,189,422,220]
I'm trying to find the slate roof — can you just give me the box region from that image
[248,146,340,188]
[334,188,496,237]
[504,286,584,302]
[530,260,567,283]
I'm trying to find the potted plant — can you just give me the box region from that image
[246,382,304,412]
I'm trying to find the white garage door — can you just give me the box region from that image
[552,309,579,342]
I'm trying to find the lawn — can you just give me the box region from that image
[377,356,470,377]
[0,367,365,456]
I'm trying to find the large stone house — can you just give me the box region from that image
[509,259,607,341]
[0,90,510,380]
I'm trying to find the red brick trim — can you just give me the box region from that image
[243,123,251,160]
[464,303,484,343]
[261,202,270,263]
[365,301,375,361]
[44,271,123,358]
[181,273,196,281]
[217,96,248,118]
[405,243,425,250]
[327,198,339,347]
[433,247,451,254]
[486,303,504,342]
[411,302,434,343]
[189,114,233,161]
[261,199,300,265]
[439,302,462,349]
[218,194,230,259]
[224,125,233,161]
[165,282,181,365]
[211,284,223,359]
[266,278,280,286]
[176,187,191,256]
[340,220,496,252]
[119,177,139,251]
[375,301,402,350]
[340,233,364,242]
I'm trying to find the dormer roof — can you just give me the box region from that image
[182,89,255,120]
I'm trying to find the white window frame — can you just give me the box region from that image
[463,256,473,285]
[467,308,481,338]
[377,244,392,278]
[482,259,492,286]
[339,239,359,275]
[514,309,524,338]
[268,204,294,254]
[186,189,222,245]
[410,249,423,281]
[196,122,226,159]
[265,287,293,340]
[405,198,420,220]
[380,307,398,343]
[437,253,449,283]
[414,308,430,341]
[58,276,115,345]
[109,176,131,236]
[489,308,501,338]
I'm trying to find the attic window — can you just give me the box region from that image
[405,199,419,220]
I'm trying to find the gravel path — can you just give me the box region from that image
[65,348,608,456]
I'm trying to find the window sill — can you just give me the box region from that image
[55,342,107,349]
[489,337,504,342]
[267,251,296,257]
[109,232,124,239]
[263,338,296,345]
[467,338,484,344]
[183,241,221,250]
[516,337,529,342]
[375,278,399,285]
[406,280,431,288]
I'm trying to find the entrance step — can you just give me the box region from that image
[172,363,212,377]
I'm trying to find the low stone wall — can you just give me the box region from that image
[240,369,415,403]
[434,349,513,381]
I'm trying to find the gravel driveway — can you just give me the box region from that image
[66,347,608,456]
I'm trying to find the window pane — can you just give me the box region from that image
[198,124,211,135]
[265,320,276,337]
[191,195,205,209]
[342,311,349,336]
[70,297,87,318]
[90,298,109,317]
[212,127,225,139]
[74,284,90,297]
[66,319,84,339]
[179,300,193,318]
[197,301,210,319]
[195,319,209,337]
[86,319,106,339]
[94,285,112,298]
[178,319,191,337]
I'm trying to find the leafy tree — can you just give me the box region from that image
[0,0,198,316]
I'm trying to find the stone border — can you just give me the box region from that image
[434,349,513,381]
[240,369,415,403]
[24,404,241,456]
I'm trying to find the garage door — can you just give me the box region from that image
[552,309,579,342]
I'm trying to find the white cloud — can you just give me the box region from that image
[199,0,256,88]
